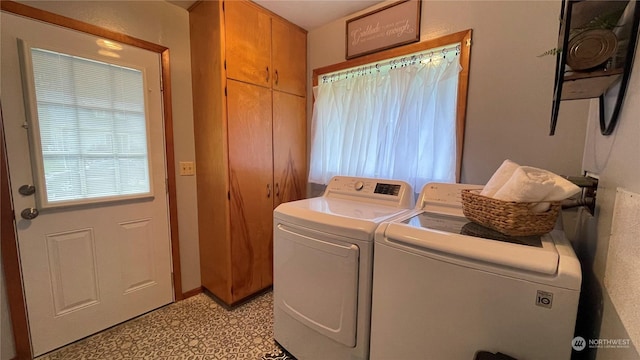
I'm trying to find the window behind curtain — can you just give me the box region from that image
[310,34,470,193]
[22,46,152,207]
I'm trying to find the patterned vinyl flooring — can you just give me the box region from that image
[36,291,295,360]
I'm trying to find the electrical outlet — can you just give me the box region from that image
[179,161,195,176]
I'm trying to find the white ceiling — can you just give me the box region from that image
[167,0,384,30]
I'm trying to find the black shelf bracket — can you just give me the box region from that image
[550,0,640,136]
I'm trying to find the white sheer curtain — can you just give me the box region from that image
[309,49,461,192]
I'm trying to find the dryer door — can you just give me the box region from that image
[274,222,359,347]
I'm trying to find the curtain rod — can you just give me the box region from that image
[321,43,461,84]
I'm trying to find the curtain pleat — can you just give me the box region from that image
[309,53,461,192]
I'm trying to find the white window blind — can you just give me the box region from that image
[27,47,151,205]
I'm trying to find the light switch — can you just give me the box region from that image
[179,161,195,176]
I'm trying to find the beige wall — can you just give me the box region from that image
[309,0,589,184]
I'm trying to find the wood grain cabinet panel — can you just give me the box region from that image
[273,91,307,208]
[189,0,307,306]
[227,80,274,300]
[224,0,271,87]
[272,18,307,96]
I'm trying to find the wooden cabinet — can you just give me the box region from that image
[272,18,307,96]
[273,91,307,207]
[224,0,271,87]
[189,0,307,305]
[224,0,307,96]
[227,80,274,301]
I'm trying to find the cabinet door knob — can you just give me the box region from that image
[266,66,270,83]
[267,184,271,198]
[275,182,280,197]
[275,69,279,85]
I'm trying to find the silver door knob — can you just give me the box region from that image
[18,184,36,196]
[20,208,39,220]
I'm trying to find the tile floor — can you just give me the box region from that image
[36,291,295,359]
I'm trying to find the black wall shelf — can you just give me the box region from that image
[550,0,640,136]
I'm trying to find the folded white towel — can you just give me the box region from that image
[544,174,583,201]
[493,166,557,202]
[480,159,520,197]
[529,202,553,213]
[493,166,581,212]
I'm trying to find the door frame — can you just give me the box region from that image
[0,2,183,358]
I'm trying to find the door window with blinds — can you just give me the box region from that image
[18,40,153,208]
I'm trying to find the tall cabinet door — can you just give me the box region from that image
[272,18,307,96]
[225,0,271,87]
[273,91,307,208]
[226,79,274,301]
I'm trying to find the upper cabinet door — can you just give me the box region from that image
[272,18,307,96]
[224,0,272,87]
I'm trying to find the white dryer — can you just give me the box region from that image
[273,176,413,360]
[370,182,582,360]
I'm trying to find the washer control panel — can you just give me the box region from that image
[374,183,401,196]
[324,176,413,208]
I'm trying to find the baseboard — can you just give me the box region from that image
[202,286,273,310]
[182,286,203,299]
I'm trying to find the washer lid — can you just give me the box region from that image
[274,197,409,241]
[384,211,560,275]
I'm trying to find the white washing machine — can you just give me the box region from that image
[273,176,414,360]
[370,182,582,360]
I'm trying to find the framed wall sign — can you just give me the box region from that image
[346,0,421,59]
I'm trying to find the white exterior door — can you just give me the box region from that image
[1,13,173,356]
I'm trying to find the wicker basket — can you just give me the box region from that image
[460,189,561,236]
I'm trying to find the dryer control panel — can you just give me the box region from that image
[323,176,414,208]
